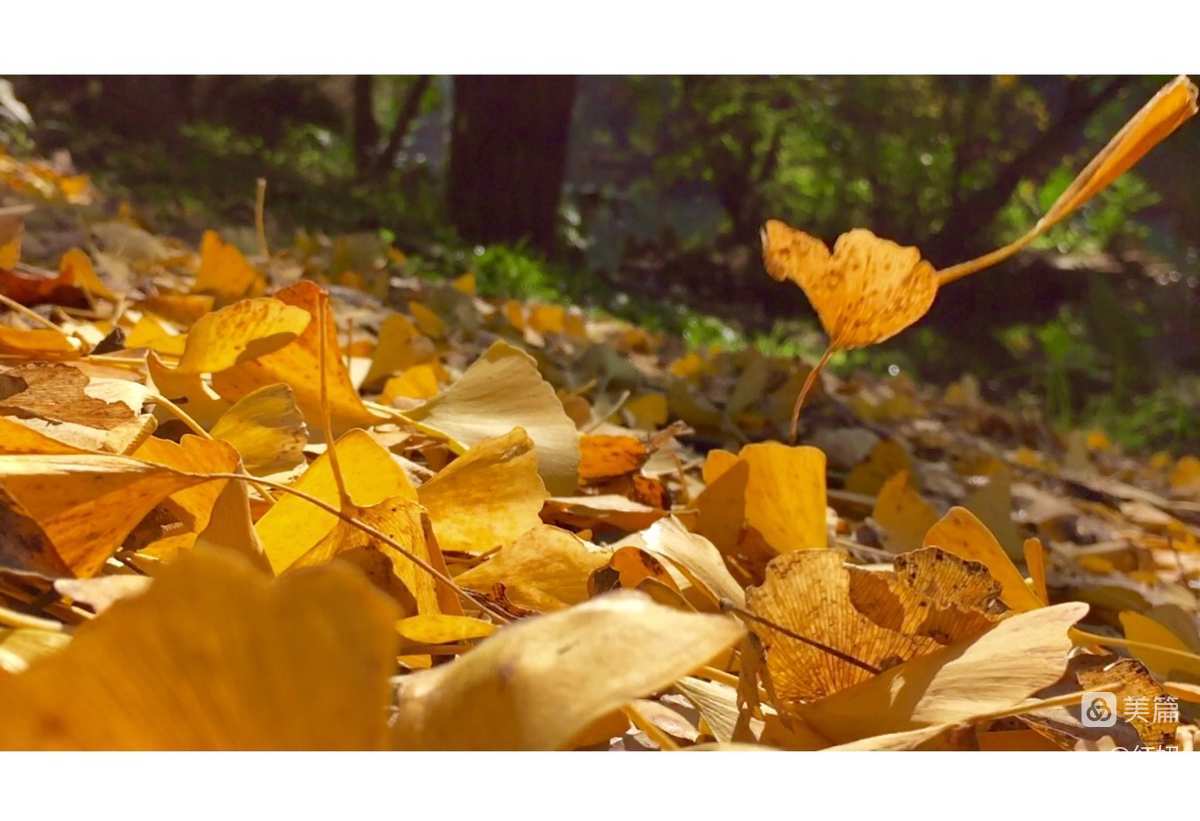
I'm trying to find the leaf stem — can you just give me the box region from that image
[254,178,269,260]
[317,293,352,511]
[789,344,834,444]
[1070,627,1200,668]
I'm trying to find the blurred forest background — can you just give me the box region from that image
[3,75,1198,451]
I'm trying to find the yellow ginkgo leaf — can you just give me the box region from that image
[694,442,827,573]
[1119,610,1200,683]
[624,392,668,430]
[0,548,399,749]
[194,229,265,305]
[0,204,25,269]
[391,590,745,750]
[844,438,911,496]
[923,507,1044,612]
[796,602,1088,746]
[579,433,647,482]
[962,463,1023,559]
[747,550,943,703]
[295,495,458,617]
[403,340,580,495]
[131,435,240,556]
[0,325,79,358]
[408,300,445,338]
[209,383,307,475]
[212,281,384,436]
[382,363,441,402]
[255,429,415,574]
[454,524,611,612]
[1170,455,1200,496]
[872,470,939,554]
[362,313,435,390]
[173,297,311,375]
[762,222,938,351]
[0,415,82,455]
[124,314,186,357]
[146,351,232,429]
[417,428,548,555]
[397,613,495,645]
[193,475,266,569]
[0,451,217,577]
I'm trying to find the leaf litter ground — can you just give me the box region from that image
[0,127,1199,751]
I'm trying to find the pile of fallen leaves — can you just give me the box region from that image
[1,132,1198,752]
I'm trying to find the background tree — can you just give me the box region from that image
[447,76,577,253]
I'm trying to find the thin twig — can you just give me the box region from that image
[254,178,269,260]
[192,471,511,624]
[0,292,73,335]
[317,294,352,511]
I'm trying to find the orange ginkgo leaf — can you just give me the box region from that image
[762,223,938,352]
[211,281,384,436]
[0,450,220,577]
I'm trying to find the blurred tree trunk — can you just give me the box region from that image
[353,76,378,177]
[375,76,432,174]
[447,76,577,253]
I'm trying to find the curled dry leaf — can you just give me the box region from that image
[0,548,399,749]
[402,340,581,495]
[923,506,1044,612]
[613,516,745,610]
[543,494,667,533]
[391,590,745,750]
[579,433,648,482]
[748,547,1003,700]
[416,427,549,555]
[0,362,153,454]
